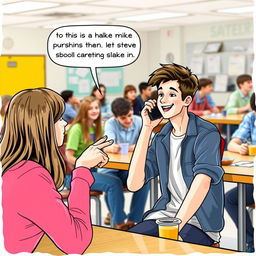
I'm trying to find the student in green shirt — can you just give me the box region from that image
[225,74,253,115]
[65,96,130,230]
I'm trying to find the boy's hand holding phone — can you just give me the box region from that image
[141,99,163,130]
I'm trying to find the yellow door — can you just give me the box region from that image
[0,55,45,96]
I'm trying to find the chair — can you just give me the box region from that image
[60,189,103,226]
[220,136,225,160]
[247,203,255,225]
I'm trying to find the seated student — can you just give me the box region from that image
[91,84,112,119]
[124,84,137,107]
[1,88,112,254]
[189,78,219,116]
[99,98,149,228]
[60,90,80,123]
[133,82,152,116]
[127,63,224,247]
[225,74,253,115]
[207,94,219,113]
[225,93,255,253]
[65,96,130,230]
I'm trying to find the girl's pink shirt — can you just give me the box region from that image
[2,160,94,254]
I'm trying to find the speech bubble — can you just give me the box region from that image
[47,25,141,89]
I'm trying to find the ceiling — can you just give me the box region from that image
[2,0,254,31]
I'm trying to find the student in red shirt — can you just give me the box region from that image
[189,78,219,116]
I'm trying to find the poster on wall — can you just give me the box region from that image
[206,54,221,74]
[66,67,124,96]
[228,54,246,75]
[214,74,228,92]
[190,56,203,74]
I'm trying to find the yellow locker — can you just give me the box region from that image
[0,55,45,96]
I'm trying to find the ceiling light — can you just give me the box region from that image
[117,12,188,22]
[218,6,253,14]
[43,21,107,29]
[3,1,60,14]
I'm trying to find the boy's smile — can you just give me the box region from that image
[157,80,188,119]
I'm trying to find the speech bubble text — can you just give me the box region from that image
[47,25,141,88]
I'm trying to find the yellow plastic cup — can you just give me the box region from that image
[156,217,181,240]
[248,145,256,156]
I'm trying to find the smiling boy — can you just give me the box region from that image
[127,63,224,246]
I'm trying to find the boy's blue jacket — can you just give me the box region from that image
[144,112,224,232]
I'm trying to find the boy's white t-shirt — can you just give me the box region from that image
[145,132,220,242]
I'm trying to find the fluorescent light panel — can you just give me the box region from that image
[117,12,188,21]
[218,6,253,14]
[44,21,107,29]
[3,1,60,14]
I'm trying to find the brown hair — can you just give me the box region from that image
[236,74,252,88]
[148,63,199,100]
[91,84,106,106]
[0,88,65,188]
[0,95,12,117]
[71,96,102,144]
[198,78,213,90]
[124,85,137,106]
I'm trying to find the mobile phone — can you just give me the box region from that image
[148,104,162,121]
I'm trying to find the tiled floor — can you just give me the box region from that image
[90,181,241,251]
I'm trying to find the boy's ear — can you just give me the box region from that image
[184,96,192,107]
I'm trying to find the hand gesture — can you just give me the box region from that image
[75,136,113,169]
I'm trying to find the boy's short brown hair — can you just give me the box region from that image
[198,78,212,90]
[236,74,252,88]
[148,63,199,100]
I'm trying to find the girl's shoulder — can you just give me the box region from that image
[3,160,52,183]
[69,123,82,133]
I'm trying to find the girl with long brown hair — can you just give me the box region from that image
[66,96,131,230]
[1,88,112,254]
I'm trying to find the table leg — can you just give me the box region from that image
[226,124,231,142]
[238,183,246,251]
[150,178,158,209]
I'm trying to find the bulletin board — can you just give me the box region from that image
[66,67,124,97]
[0,55,46,96]
[186,39,253,92]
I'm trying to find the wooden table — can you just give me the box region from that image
[222,151,254,251]
[202,114,244,141]
[35,226,235,255]
[104,151,254,252]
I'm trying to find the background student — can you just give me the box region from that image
[133,82,152,116]
[65,96,129,230]
[1,88,112,254]
[189,78,219,116]
[225,93,255,253]
[123,84,137,107]
[224,74,253,115]
[128,64,224,247]
[100,97,149,229]
[91,84,112,119]
[61,90,80,123]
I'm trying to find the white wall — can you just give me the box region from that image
[2,27,150,98]
[148,18,253,105]
[2,18,253,105]
[2,27,66,94]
